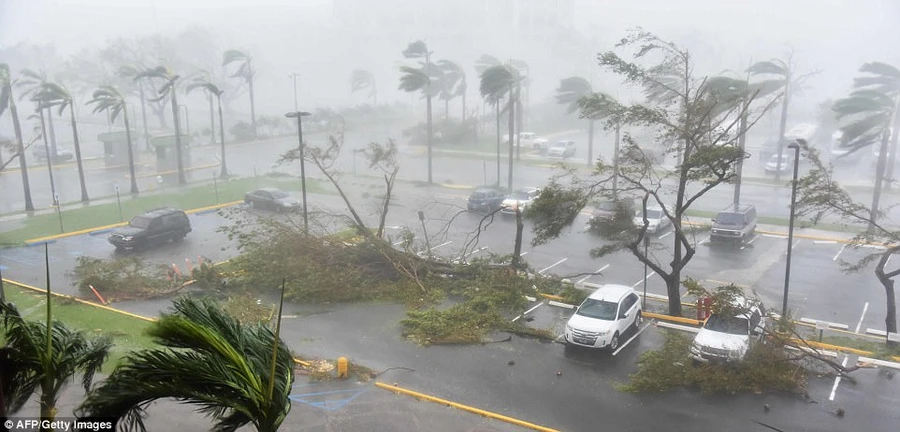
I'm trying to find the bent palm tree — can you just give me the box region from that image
[480,64,520,192]
[134,66,186,184]
[87,85,139,194]
[118,65,152,151]
[399,40,439,184]
[186,78,228,177]
[556,77,595,167]
[16,69,60,157]
[436,60,465,120]
[0,64,34,211]
[350,69,377,106]
[223,49,256,138]
[76,296,295,432]
[31,82,90,202]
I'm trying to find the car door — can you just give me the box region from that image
[617,295,634,333]
[145,217,165,246]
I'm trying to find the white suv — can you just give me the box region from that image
[564,284,642,350]
[689,298,767,363]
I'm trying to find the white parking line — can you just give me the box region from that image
[576,264,610,284]
[784,239,800,254]
[392,240,404,246]
[538,258,568,275]
[451,247,489,264]
[612,320,653,356]
[887,254,893,267]
[828,356,849,401]
[699,236,710,245]
[632,271,656,288]
[855,302,869,333]
[763,233,786,238]
[429,241,452,251]
[833,244,846,261]
[814,240,837,244]
[512,301,545,322]
[659,231,673,239]
[520,251,529,257]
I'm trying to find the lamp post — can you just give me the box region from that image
[289,73,301,112]
[178,105,190,136]
[286,110,311,232]
[782,139,802,319]
[642,234,649,310]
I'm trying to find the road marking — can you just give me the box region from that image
[828,356,849,401]
[763,233,786,238]
[538,258,568,275]
[814,240,837,244]
[855,302,869,333]
[613,320,653,356]
[392,240,404,246]
[659,231,673,239]
[888,254,894,267]
[632,271,656,288]
[746,234,760,245]
[385,225,403,230]
[512,301,545,322]
[833,244,846,261]
[784,240,800,254]
[799,317,850,330]
[576,264,610,284]
[699,236,710,245]
[429,241,452,251]
[519,251,529,257]
[451,247,488,264]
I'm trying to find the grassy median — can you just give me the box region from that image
[0,175,329,245]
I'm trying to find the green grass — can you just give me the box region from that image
[0,175,331,245]
[3,285,157,372]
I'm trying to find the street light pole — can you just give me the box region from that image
[179,105,190,136]
[782,139,802,319]
[289,73,301,112]
[643,235,649,310]
[286,111,311,233]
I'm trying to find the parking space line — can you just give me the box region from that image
[392,240,404,246]
[576,264,610,284]
[740,234,760,250]
[833,244,846,261]
[659,231,673,239]
[763,233,786,238]
[814,240,837,244]
[613,320,653,356]
[828,356,849,401]
[784,239,800,254]
[632,271,656,288]
[699,236,710,245]
[887,254,893,267]
[855,302,869,333]
[512,301,545,322]
[538,258,568,275]
[520,251,529,256]
[429,241,452,251]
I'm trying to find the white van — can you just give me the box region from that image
[689,297,767,363]
[564,284,642,350]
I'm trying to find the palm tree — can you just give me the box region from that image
[76,296,295,432]
[16,69,59,157]
[509,59,529,160]
[853,62,900,187]
[134,66,186,185]
[87,85,139,194]
[186,78,228,178]
[31,82,90,203]
[0,64,35,211]
[223,49,256,138]
[0,247,111,426]
[350,69,377,106]
[399,40,438,184]
[556,76,596,168]
[480,64,520,193]
[118,65,153,151]
[475,55,504,182]
[436,60,466,121]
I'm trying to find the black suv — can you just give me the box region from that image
[710,204,757,245]
[108,208,192,251]
[467,187,506,213]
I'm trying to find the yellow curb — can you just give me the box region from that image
[3,278,157,323]
[374,382,559,432]
[134,163,220,179]
[643,311,703,326]
[538,293,565,301]
[793,339,873,356]
[439,183,475,190]
[23,200,243,244]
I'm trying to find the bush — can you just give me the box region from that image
[68,256,168,301]
[229,121,255,141]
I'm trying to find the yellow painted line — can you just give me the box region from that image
[374,382,559,432]
[184,200,243,215]
[643,311,703,326]
[25,221,129,243]
[792,339,873,356]
[439,183,475,190]
[538,293,565,301]
[134,163,220,179]
[3,278,157,323]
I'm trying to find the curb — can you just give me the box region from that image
[374,382,559,432]
[439,183,474,190]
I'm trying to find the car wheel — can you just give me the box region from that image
[609,332,620,351]
[173,231,186,242]
[533,143,541,150]
[633,311,643,330]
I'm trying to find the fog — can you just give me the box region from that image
[2,0,899,138]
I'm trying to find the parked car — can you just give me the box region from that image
[710,204,757,245]
[632,205,671,234]
[32,146,75,163]
[764,152,796,174]
[244,188,302,212]
[689,297,767,364]
[590,197,636,223]
[829,130,860,163]
[546,140,576,158]
[500,187,541,216]
[108,208,192,251]
[505,132,549,151]
[564,284,642,350]
[467,187,507,213]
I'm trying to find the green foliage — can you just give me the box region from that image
[220,292,276,325]
[190,259,222,289]
[68,256,167,300]
[558,284,589,305]
[527,181,591,246]
[230,120,255,141]
[619,330,804,394]
[402,303,505,345]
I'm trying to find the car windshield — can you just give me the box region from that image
[704,314,749,335]
[597,201,622,211]
[716,212,744,225]
[471,192,487,199]
[551,142,566,148]
[129,216,153,229]
[509,191,531,200]
[271,190,289,199]
[576,298,619,321]
[768,154,791,163]
[636,209,662,220]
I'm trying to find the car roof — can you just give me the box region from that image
[720,204,754,213]
[514,187,540,193]
[255,187,283,193]
[587,284,634,302]
[139,207,185,217]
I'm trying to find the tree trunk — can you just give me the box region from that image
[445,98,449,121]
[38,109,58,206]
[883,95,900,190]
[38,391,57,432]
[218,96,228,178]
[153,100,167,129]
[248,74,257,138]
[495,102,500,186]
[208,93,216,145]
[886,281,898,337]
[426,94,433,184]
[171,90,186,185]
[587,119,594,168]
[512,207,524,269]
[507,85,514,192]
[8,89,34,211]
[515,85,522,161]
[139,85,151,151]
[69,106,89,203]
[868,126,891,234]
[613,123,620,198]
[123,107,139,194]
[462,91,466,122]
[775,77,791,182]
[733,98,748,207]
[47,108,58,157]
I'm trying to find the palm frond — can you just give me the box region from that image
[474,54,502,75]
[133,66,169,81]
[402,40,429,59]
[859,62,900,79]
[185,79,222,97]
[0,65,10,117]
[350,69,375,94]
[556,76,592,114]
[747,60,788,77]
[222,49,250,67]
[398,66,429,92]
[479,65,514,103]
[832,90,894,119]
[838,113,891,146]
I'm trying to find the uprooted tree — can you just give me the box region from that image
[526,29,777,316]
